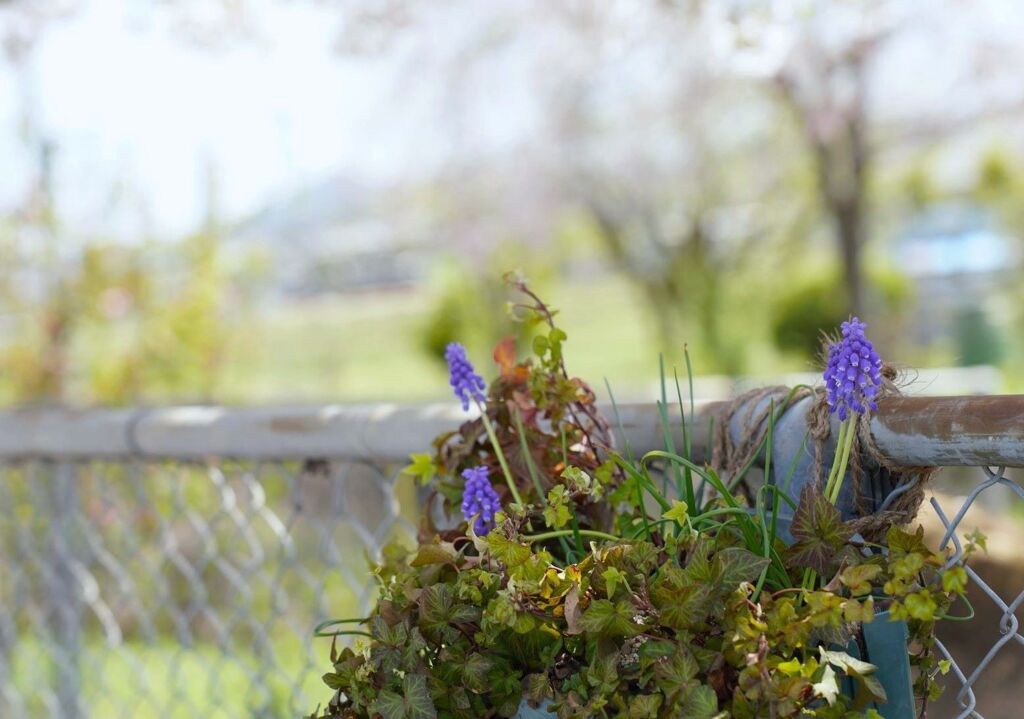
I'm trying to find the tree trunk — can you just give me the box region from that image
[834,198,864,317]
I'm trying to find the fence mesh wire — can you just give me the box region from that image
[0,459,415,719]
[0,457,1019,717]
[925,467,1024,719]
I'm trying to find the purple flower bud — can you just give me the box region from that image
[824,317,883,420]
[445,342,487,411]
[460,466,501,536]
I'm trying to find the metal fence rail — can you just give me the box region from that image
[0,397,1020,718]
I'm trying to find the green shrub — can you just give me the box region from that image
[771,268,910,360]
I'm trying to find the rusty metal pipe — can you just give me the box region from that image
[870,395,1024,467]
[0,395,1018,465]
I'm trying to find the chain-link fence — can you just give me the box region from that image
[0,399,1020,718]
[0,458,415,719]
[924,467,1024,719]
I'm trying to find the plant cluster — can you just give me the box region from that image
[312,282,977,719]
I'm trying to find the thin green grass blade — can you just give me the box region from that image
[673,365,697,514]
[658,354,685,499]
[603,378,634,462]
[512,406,573,558]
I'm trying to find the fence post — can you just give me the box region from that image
[50,461,82,719]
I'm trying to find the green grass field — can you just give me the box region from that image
[213,273,1023,405]
[215,276,781,404]
[9,634,335,718]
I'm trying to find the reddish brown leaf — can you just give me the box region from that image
[493,336,530,383]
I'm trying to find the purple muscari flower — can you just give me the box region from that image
[824,317,883,421]
[460,466,501,536]
[445,342,487,411]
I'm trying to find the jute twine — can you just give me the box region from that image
[709,364,937,541]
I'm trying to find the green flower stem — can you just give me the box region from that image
[316,630,373,638]
[822,419,849,499]
[798,569,815,598]
[827,418,857,505]
[313,617,368,637]
[512,406,548,503]
[691,507,756,524]
[801,416,859,593]
[511,406,573,557]
[794,413,860,594]
[477,405,524,508]
[523,529,620,543]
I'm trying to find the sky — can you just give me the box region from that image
[2,0,1023,244]
[0,1,450,240]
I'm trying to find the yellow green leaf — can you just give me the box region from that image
[663,500,689,523]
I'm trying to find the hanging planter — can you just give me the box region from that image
[846,611,915,719]
[310,279,978,719]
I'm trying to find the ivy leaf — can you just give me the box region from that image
[903,589,938,620]
[662,500,689,523]
[585,652,620,691]
[942,565,968,594]
[843,596,875,624]
[561,466,593,494]
[418,584,480,643]
[654,645,699,694]
[638,638,677,664]
[463,653,493,694]
[818,647,887,709]
[818,647,877,677]
[886,525,931,558]
[839,563,882,597]
[602,567,628,598]
[813,664,840,706]
[683,538,716,584]
[486,534,533,567]
[579,599,643,638]
[543,486,572,529]
[522,673,551,705]
[628,694,662,719]
[410,542,459,567]
[678,684,719,719]
[370,674,437,719]
[787,484,852,573]
[964,528,987,554]
[713,547,770,588]
[372,690,408,719]
[403,453,437,486]
[651,567,713,630]
[370,617,424,675]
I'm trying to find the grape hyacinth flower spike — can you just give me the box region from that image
[802,316,885,594]
[461,466,501,536]
[820,316,884,507]
[445,342,487,411]
[444,340,524,507]
[824,317,883,421]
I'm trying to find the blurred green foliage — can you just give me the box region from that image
[955,307,1004,367]
[0,225,239,405]
[419,252,551,367]
[771,267,911,360]
[0,229,236,405]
